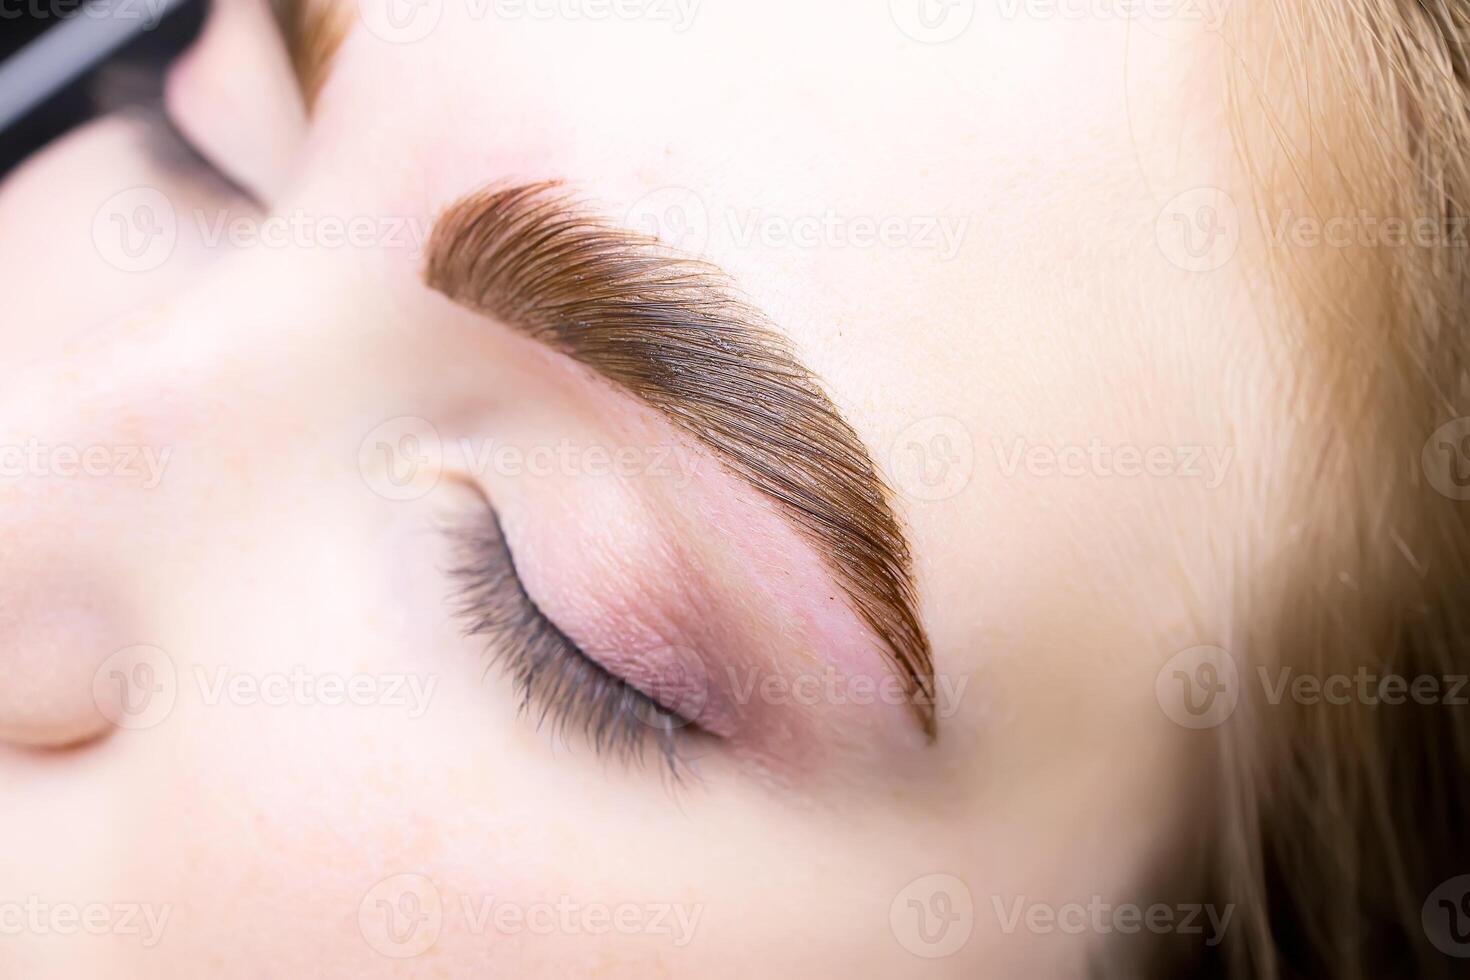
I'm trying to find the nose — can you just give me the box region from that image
[0,310,191,749]
[0,570,136,748]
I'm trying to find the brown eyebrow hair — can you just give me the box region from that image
[270,0,352,112]
[423,181,937,737]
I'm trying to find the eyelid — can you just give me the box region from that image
[162,0,306,202]
[152,108,259,205]
[433,359,936,776]
[445,504,708,773]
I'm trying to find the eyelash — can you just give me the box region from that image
[445,508,699,774]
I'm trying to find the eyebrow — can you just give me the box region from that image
[271,0,352,112]
[422,181,937,737]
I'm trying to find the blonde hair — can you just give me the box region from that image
[1197,1,1470,976]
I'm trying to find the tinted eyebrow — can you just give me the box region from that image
[422,181,937,737]
[271,0,352,112]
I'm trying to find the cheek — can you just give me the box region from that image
[119,488,482,967]
[140,486,691,975]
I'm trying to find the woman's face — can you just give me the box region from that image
[0,2,1258,975]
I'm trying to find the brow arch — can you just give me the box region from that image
[423,181,938,736]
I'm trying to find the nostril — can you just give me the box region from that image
[0,579,136,749]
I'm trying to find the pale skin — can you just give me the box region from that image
[0,1,1275,976]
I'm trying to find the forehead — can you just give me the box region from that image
[291,1,1184,386]
[299,1,1162,214]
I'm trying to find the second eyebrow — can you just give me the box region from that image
[421,180,937,737]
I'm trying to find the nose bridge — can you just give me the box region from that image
[12,285,242,465]
[0,310,193,556]
[0,306,202,748]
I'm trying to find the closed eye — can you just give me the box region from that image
[445,504,708,775]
